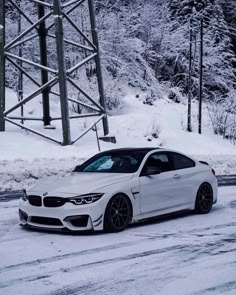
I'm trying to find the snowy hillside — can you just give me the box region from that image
[5,0,236,135]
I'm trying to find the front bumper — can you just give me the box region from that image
[19,198,105,231]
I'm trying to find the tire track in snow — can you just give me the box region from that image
[0,238,151,274]
[45,245,236,295]
[133,220,236,239]
[1,218,236,274]
[193,281,236,294]
[1,238,236,291]
[0,244,189,290]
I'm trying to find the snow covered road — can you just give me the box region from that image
[0,186,236,295]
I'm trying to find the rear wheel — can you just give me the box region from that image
[195,183,213,214]
[104,194,131,232]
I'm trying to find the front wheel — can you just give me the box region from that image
[195,183,213,214]
[104,194,131,232]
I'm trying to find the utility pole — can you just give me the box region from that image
[38,3,51,127]
[0,0,5,131]
[187,18,193,132]
[198,19,203,134]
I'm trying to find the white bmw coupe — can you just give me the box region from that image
[19,148,217,232]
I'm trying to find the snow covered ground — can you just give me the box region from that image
[1,88,236,190]
[0,186,236,295]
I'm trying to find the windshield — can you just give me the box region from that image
[74,150,148,173]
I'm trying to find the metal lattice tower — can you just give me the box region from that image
[0,0,109,145]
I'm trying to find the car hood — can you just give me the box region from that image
[30,172,134,195]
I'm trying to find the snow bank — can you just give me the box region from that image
[1,155,236,191]
[0,158,80,191]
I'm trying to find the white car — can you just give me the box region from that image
[19,148,217,232]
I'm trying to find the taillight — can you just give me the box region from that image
[212,169,216,175]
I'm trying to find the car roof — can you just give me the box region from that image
[98,147,162,156]
[99,148,196,161]
[102,147,160,153]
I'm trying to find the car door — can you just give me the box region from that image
[139,152,180,216]
[168,152,197,206]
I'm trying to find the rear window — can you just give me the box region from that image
[171,153,195,170]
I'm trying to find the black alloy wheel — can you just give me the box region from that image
[104,194,131,232]
[195,183,213,214]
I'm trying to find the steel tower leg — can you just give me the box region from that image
[53,0,71,145]
[88,0,109,136]
[17,0,24,125]
[198,19,203,135]
[0,0,5,131]
[38,3,51,127]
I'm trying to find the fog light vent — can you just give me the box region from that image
[66,215,89,227]
[19,209,28,222]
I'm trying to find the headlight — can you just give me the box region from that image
[21,190,28,201]
[68,193,104,205]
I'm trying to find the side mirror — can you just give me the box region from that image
[142,166,162,177]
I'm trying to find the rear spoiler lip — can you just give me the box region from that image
[199,160,209,166]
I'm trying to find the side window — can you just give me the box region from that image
[171,153,195,170]
[143,153,172,173]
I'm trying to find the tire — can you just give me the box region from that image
[195,183,213,214]
[104,194,132,232]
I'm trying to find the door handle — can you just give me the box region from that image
[173,174,181,179]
